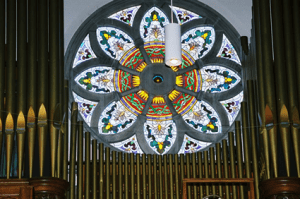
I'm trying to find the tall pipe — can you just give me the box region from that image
[209,147,216,195]
[235,121,244,199]
[186,154,191,198]
[148,154,152,199]
[229,132,237,199]
[78,121,83,199]
[174,154,179,199]
[106,147,111,199]
[124,153,129,199]
[192,153,197,199]
[99,143,104,199]
[158,155,163,199]
[112,151,117,199]
[37,0,48,109]
[70,102,78,199]
[142,154,146,199]
[241,102,252,179]
[169,154,174,199]
[137,154,141,199]
[59,0,64,123]
[0,119,2,165]
[163,155,169,198]
[49,0,59,178]
[27,107,36,178]
[222,140,230,199]
[5,113,14,179]
[204,151,209,195]
[216,144,223,198]
[0,0,5,148]
[197,152,204,199]
[85,132,91,199]
[130,153,135,199]
[292,0,300,177]
[92,140,97,199]
[119,152,123,199]
[180,154,184,199]
[17,112,26,179]
[153,154,158,199]
[247,80,260,196]
[63,81,69,180]
[17,0,27,116]
[37,104,48,177]
[6,0,16,116]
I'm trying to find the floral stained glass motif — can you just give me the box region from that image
[176,69,202,92]
[75,66,115,93]
[73,92,98,126]
[217,35,241,65]
[183,101,221,134]
[99,101,137,134]
[144,120,177,154]
[181,27,215,60]
[179,135,211,154]
[73,35,97,68]
[170,6,201,25]
[119,47,147,72]
[97,27,135,60]
[168,90,197,116]
[201,66,241,93]
[110,135,143,154]
[147,97,172,121]
[220,91,243,125]
[140,7,169,43]
[108,5,141,26]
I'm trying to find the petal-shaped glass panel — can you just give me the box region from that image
[73,92,98,126]
[176,69,201,92]
[99,101,137,134]
[108,5,141,26]
[97,27,135,60]
[120,92,147,116]
[170,6,201,25]
[183,100,222,134]
[146,97,172,121]
[201,66,241,93]
[73,35,97,68]
[140,7,169,43]
[220,91,243,125]
[110,135,143,154]
[181,27,215,60]
[179,135,211,154]
[75,66,115,93]
[217,34,241,65]
[144,119,176,154]
[119,47,147,72]
[168,90,197,116]
[114,70,139,93]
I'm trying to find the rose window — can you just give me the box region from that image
[66,0,243,154]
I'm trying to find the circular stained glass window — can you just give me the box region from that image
[65,0,244,154]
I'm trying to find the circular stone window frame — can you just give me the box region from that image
[65,0,243,154]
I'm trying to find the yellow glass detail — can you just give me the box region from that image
[168,90,181,101]
[176,75,183,87]
[132,76,141,87]
[137,90,149,101]
[152,96,165,104]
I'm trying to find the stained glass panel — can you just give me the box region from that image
[144,119,176,154]
[170,6,201,25]
[168,90,197,116]
[108,5,141,26]
[120,92,147,116]
[97,27,135,60]
[119,47,147,72]
[201,66,241,93]
[110,135,143,154]
[182,100,222,134]
[217,35,241,65]
[140,7,169,43]
[179,135,211,154]
[176,69,201,92]
[75,66,115,93]
[73,35,97,68]
[114,70,139,93]
[98,101,137,134]
[146,97,172,121]
[181,27,215,60]
[220,91,243,125]
[73,92,98,126]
